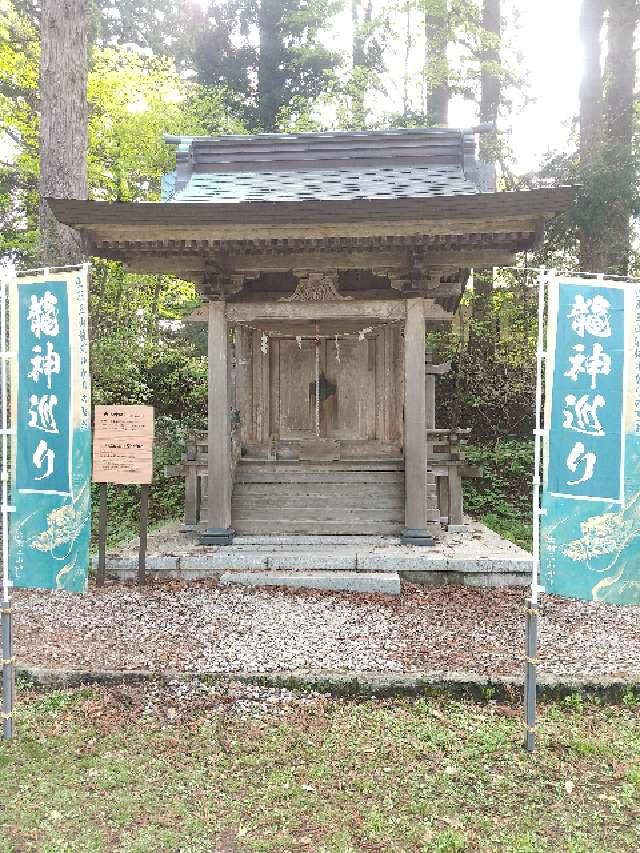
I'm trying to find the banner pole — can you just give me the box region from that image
[525,267,550,753]
[137,484,149,585]
[1,268,15,739]
[97,483,108,587]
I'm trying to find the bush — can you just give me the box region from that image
[462,439,534,550]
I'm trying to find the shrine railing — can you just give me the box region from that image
[165,425,480,530]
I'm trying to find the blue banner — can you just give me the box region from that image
[541,278,640,605]
[9,268,91,592]
[546,283,625,503]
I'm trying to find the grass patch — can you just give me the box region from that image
[1,688,639,851]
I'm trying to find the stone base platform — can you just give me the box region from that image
[97,524,533,591]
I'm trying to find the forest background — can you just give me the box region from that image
[1,0,638,549]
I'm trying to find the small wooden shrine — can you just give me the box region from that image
[51,128,573,545]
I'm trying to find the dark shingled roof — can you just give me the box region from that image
[162,127,493,204]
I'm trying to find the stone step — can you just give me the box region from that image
[234,535,401,545]
[219,570,401,594]
[231,508,404,522]
[233,520,404,536]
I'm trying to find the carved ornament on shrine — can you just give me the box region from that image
[282,271,353,302]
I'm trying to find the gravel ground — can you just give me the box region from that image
[12,580,640,680]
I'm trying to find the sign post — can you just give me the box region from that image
[138,484,149,584]
[92,405,154,585]
[96,482,108,587]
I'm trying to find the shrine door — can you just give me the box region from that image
[269,336,377,441]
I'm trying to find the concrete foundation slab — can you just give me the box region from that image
[220,570,401,594]
[267,553,358,571]
[180,554,269,572]
[363,552,532,577]
[101,521,532,588]
[92,555,179,578]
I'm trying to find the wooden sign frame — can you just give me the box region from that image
[93,405,154,586]
[93,405,154,485]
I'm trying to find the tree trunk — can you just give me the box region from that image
[351,0,373,128]
[479,0,500,163]
[39,0,88,266]
[403,5,411,120]
[258,0,284,132]
[425,0,449,127]
[579,0,606,272]
[602,0,638,275]
[470,0,500,361]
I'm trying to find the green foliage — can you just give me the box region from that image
[87,49,243,202]
[87,260,209,546]
[0,6,244,262]
[2,690,640,851]
[462,439,534,549]
[425,274,538,548]
[0,0,39,260]
[429,276,539,441]
[191,0,343,131]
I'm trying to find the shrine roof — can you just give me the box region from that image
[49,124,576,266]
[161,127,492,203]
[163,164,481,204]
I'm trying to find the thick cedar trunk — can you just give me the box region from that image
[470,0,500,361]
[39,0,88,266]
[602,0,638,275]
[425,0,449,127]
[579,0,606,272]
[351,0,370,69]
[478,0,500,163]
[403,5,411,119]
[258,0,284,132]
[352,0,373,128]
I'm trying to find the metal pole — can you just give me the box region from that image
[1,601,13,739]
[524,596,538,753]
[96,483,107,587]
[1,268,15,739]
[524,267,550,753]
[137,484,149,585]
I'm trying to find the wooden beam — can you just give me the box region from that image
[120,247,519,278]
[227,300,407,322]
[184,298,451,323]
[221,248,517,273]
[124,250,409,274]
[87,215,542,244]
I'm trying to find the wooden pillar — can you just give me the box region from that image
[402,297,433,546]
[199,299,234,545]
